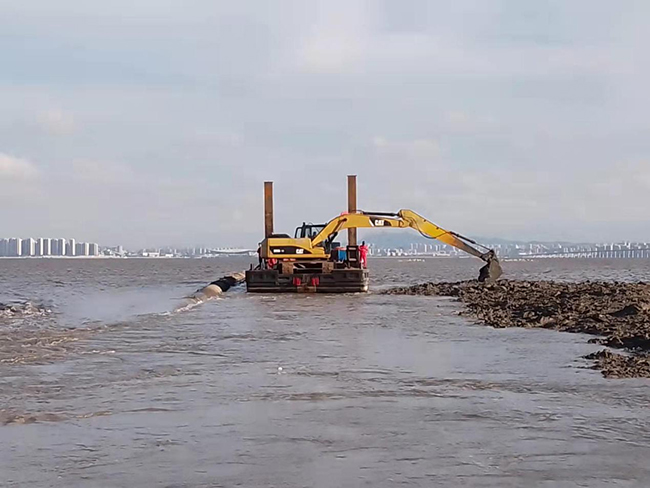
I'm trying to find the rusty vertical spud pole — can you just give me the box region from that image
[347,175,357,246]
[264,181,274,238]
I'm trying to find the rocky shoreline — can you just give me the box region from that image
[385,280,650,378]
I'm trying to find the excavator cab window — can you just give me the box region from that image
[294,223,326,239]
[294,223,338,254]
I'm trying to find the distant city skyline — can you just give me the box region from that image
[3,234,647,261]
[0,237,100,257]
[3,223,650,256]
[371,241,650,259]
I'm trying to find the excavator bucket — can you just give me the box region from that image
[478,251,503,283]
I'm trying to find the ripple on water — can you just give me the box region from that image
[1,258,650,487]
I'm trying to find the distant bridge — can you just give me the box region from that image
[521,249,650,259]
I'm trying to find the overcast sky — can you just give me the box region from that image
[1,0,648,247]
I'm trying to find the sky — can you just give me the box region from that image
[1,0,649,248]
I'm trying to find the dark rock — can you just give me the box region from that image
[585,349,650,379]
[610,304,640,318]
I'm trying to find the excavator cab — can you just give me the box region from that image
[294,223,326,239]
[294,223,339,254]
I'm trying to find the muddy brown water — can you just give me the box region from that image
[1,258,650,487]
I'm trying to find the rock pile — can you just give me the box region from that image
[385,280,650,379]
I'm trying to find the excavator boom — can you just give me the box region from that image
[309,209,502,282]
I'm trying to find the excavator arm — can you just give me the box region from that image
[396,209,502,282]
[310,212,408,247]
[311,209,502,282]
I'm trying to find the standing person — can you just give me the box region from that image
[359,241,369,268]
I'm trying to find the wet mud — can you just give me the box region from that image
[0,410,111,426]
[0,327,97,365]
[0,300,52,319]
[386,280,650,378]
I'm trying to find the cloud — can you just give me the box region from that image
[0,153,39,180]
[295,1,372,74]
[356,135,650,241]
[37,109,75,135]
[298,26,369,75]
[578,160,650,222]
[70,160,134,184]
[372,137,440,160]
[1,1,649,245]
[189,129,244,148]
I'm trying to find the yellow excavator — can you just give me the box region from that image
[248,209,502,293]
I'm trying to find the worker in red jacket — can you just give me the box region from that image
[359,241,369,268]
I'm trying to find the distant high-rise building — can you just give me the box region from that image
[88,243,99,256]
[0,238,8,257]
[21,238,36,257]
[52,238,66,256]
[37,238,51,256]
[12,238,22,256]
[75,242,89,256]
[8,238,21,256]
[67,238,76,256]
